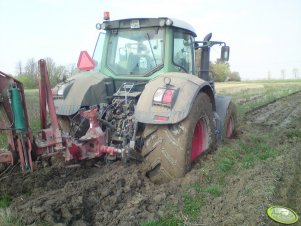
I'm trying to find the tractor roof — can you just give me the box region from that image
[98,17,197,37]
[169,18,197,36]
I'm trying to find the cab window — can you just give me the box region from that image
[173,30,195,74]
[106,28,164,76]
[93,32,106,72]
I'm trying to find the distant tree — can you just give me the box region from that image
[15,60,23,76]
[17,75,37,89]
[210,61,230,82]
[292,68,299,79]
[24,58,38,78]
[46,58,68,86]
[17,58,39,88]
[228,71,241,81]
[16,58,73,89]
[66,63,79,78]
[281,69,286,80]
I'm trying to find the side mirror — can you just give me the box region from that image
[221,46,230,62]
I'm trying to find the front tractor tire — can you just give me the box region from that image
[223,101,237,139]
[142,92,216,184]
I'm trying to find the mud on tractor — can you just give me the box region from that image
[0,15,236,183]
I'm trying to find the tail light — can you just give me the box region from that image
[153,88,178,107]
[162,89,174,104]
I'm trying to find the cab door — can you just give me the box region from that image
[172,29,195,75]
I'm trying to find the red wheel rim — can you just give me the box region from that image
[191,118,208,161]
[226,116,234,138]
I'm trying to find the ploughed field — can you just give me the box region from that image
[0,80,301,226]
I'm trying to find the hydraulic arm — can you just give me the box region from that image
[0,71,33,174]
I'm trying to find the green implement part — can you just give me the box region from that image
[10,85,26,133]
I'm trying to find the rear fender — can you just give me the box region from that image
[53,71,113,115]
[214,95,233,143]
[135,72,215,124]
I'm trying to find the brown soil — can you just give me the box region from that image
[1,92,301,226]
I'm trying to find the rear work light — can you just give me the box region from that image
[103,11,110,21]
[153,88,178,107]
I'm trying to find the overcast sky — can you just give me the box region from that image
[0,0,300,80]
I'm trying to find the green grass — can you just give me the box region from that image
[148,184,206,223]
[237,88,300,114]
[182,192,204,219]
[22,89,40,132]
[287,130,301,139]
[216,145,241,173]
[216,80,301,115]
[0,209,23,226]
[169,122,281,224]
[217,157,235,172]
[203,185,221,197]
[142,217,183,226]
[238,133,279,169]
[191,183,221,197]
[215,132,279,172]
[0,193,11,209]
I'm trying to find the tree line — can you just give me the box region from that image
[15,58,78,89]
[210,60,241,82]
[15,58,241,89]
[279,68,299,80]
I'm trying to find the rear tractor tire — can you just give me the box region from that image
[141,92,216,184]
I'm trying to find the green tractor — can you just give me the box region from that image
[52,16,236,183]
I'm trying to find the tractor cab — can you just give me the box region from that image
[88,17,198,80]
[78,15,229,91]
